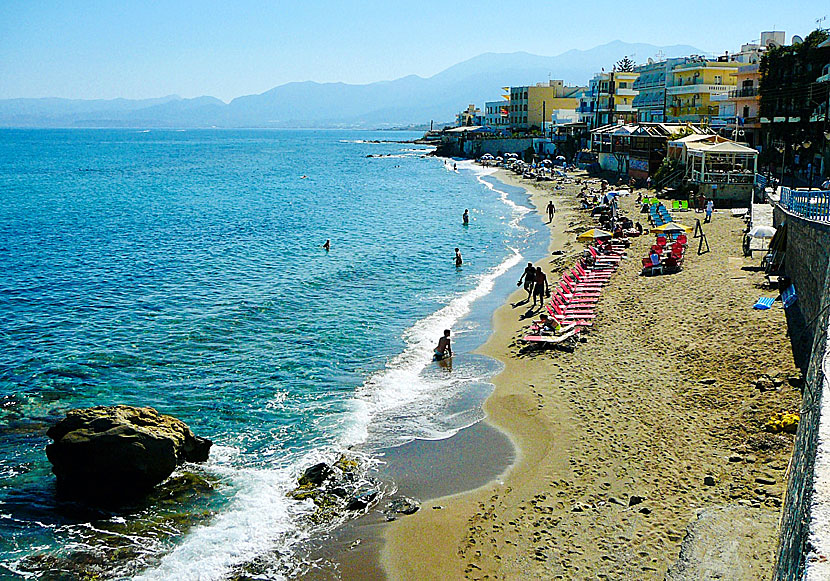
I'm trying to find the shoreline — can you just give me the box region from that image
[298,163,552,579]
[382,169,801,579]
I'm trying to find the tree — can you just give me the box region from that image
[615,56,636,72]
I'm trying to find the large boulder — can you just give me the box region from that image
[46,405,212,499]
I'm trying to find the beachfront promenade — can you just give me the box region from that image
[385,169,803,579]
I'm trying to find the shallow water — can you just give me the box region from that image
[0,129,547,579]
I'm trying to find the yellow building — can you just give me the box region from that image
[666,59,741,124]
[506,80,582,131]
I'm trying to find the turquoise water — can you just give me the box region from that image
[0,129,546,579]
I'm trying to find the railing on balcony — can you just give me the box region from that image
[690,170,755,184]
[780,187,830,221]
[728,87,759,98]
[668,105,718,117]
[666,84,733,95]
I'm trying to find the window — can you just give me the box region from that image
[714,75,722,85]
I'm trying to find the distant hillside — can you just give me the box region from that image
[0,41,703,128]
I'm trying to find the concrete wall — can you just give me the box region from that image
[772,205,830,580]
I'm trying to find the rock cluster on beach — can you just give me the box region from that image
[46,405,212,499]
[288,454,421,523]
[289,455,380,522]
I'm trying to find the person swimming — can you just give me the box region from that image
[322,239,330,251]
[454,247,463,267]
[462,209,469,225]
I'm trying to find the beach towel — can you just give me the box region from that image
[753,296,775,310]
[781,285,798,308]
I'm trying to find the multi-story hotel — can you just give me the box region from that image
[506,80,582,131]
[665,58,741,124]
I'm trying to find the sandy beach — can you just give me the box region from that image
[383,169,801,580]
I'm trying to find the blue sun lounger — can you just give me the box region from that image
[753,296,776,310]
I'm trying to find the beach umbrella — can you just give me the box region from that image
[652,222,693,234]
[555,155,566,161]
[747,225,777,238]
[577,228,613,242]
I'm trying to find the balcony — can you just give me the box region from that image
[616,88,637,97]
[615,104,635,112]
[728,87,759,99]
[668,105,718,117]
[666,84,734,96]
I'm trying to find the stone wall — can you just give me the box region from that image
[436,137,557,159]
[772,205,830,580]
[772,207,830,364]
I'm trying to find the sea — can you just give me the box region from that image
[0,129,549,579]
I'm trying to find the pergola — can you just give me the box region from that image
[684,140,758,185]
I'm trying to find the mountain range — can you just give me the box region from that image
[0,40,704,129]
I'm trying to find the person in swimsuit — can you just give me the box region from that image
[546,200,556,222]
[463,209,469,225]
[532,267,549,308]
[455,248,463,267]
[517,262,536,299]
[434,329,452,360]
[322,239,330,251]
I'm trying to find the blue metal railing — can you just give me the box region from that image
[780,187,830,222]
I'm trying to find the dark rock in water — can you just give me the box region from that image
[299,463,333,487]
[346,488,378,511]
[45,405,212,500]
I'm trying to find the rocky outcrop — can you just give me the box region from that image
[46,405,212,499]
[289,455,380,523]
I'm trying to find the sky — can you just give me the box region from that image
[0,0,827,102]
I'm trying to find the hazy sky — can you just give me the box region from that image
[1,1,827,102]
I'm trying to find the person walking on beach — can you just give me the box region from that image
[454,248,463,267]
[517,262,536,300]
[433,329,452,361]
[531,267,549,308]
[546,200,556,223]
[705,199,714,223]
[463,209,469,225]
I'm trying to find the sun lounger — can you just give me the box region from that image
[680,201,689,211]
[753,296,776,310]
[521,327,580,344]
[547,306,594,327]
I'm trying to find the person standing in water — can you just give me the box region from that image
[546,200,556,222]
[434,329,452,361]
[462,209,469,225]
[322,239,330,251]
[454,248,463,267]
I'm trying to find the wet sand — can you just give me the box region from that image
[383,170,801,580]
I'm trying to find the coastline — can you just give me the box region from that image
[383,169,801,579]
